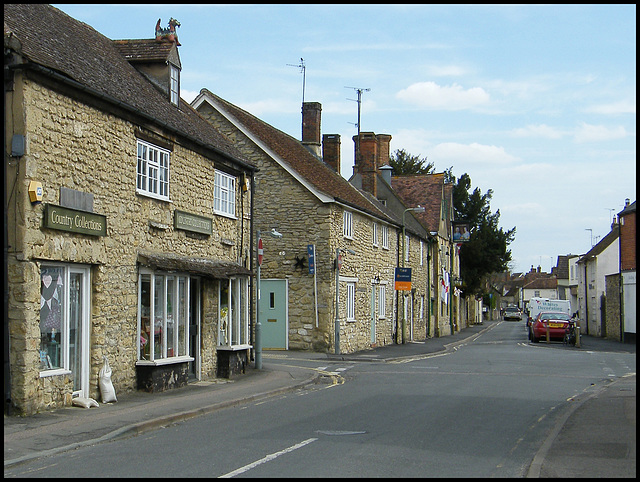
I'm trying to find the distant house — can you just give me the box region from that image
[577,223,620,337]
[522,277,559,304]
[618,199,636,342]
[5,4,255,415]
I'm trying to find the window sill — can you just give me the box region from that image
[136,190,172,203]
[216,344,252,351]
[212,210,238,220]
[39,369,72,378]
[136,355,194,367]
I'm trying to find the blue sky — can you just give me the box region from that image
[53,4,636,274]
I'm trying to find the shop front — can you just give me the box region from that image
[136,252,253,389]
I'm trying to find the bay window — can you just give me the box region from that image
[218,277,250,347]
[138,270,195,363]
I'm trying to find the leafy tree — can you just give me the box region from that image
[451,173,516,295]
[389,148,434,175]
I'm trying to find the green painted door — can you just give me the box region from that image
[259,279,288,349]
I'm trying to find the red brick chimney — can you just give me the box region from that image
[355,132,378,197]
[322,134,341,173]
[302,102,321,157]
[376,134,391,169]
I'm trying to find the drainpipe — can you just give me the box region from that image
[449,242,454,334]
[584,263,589,336]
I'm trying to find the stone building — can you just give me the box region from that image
[4,4,255,415]
[193,92,414,354]
[618,199,636,343]
[349,133,434,342]
[390,173,463,336]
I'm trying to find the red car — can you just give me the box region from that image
[530,311,573,343]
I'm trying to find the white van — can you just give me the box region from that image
[527,297,571,322]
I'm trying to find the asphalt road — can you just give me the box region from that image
[5,320,634,477]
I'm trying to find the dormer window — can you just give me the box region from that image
[170,64,179,106]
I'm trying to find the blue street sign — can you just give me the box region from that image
[307,244,315,274]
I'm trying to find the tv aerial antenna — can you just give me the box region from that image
[345,86,370,164]
[287,58,306,105]
[345,86,370,137]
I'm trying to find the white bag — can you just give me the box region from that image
[72,397,99,408]
[99,355,117,403]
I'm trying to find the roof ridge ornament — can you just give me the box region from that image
[155,17,181,46]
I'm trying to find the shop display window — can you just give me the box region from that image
[218,277,250,347]
[138,271,191,362]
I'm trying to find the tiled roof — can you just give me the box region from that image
[113,39,176,64]
[197,89,397,224]
[4,4,250,168]
[391,174,446,232]
[524,277,558,289]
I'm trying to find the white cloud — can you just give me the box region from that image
[584,100,636,115]
[395,82,490,111]
[430,142,519,165]
[510,124,564,139]
[426,65,469,77]
[573,122,629,143]
[181,89,199,104]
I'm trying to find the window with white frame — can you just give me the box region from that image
[343,211,353,239]
[378,284,386,318]
[137,139,170,201]
[170,64,180,106]
[218,277,250,347]
[372,222,378,247]
[381,224,389,249]
[214,170,237,218]
[39,264,90,394]
[138,271,194,362]
[346,281,356,321]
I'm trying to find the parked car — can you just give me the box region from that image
[503,306,522,321]
[530,311,573,343]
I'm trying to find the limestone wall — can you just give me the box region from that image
[7,78,251,414]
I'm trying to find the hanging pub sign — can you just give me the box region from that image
[43,203,106,236]
[452,221,471,242]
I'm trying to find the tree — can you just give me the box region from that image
[389,148,434,175]
[451,172,516,295]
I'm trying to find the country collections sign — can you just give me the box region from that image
[43,204,107,236]
[174,210,212,235]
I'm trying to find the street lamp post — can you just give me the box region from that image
[401,206,425,344]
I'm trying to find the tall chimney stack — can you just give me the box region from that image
[355,132,378,197]
[302,102,322,157]
[322,134,341,174]
[376,134,391,169]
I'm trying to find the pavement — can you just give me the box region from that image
[4,320,636,477]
